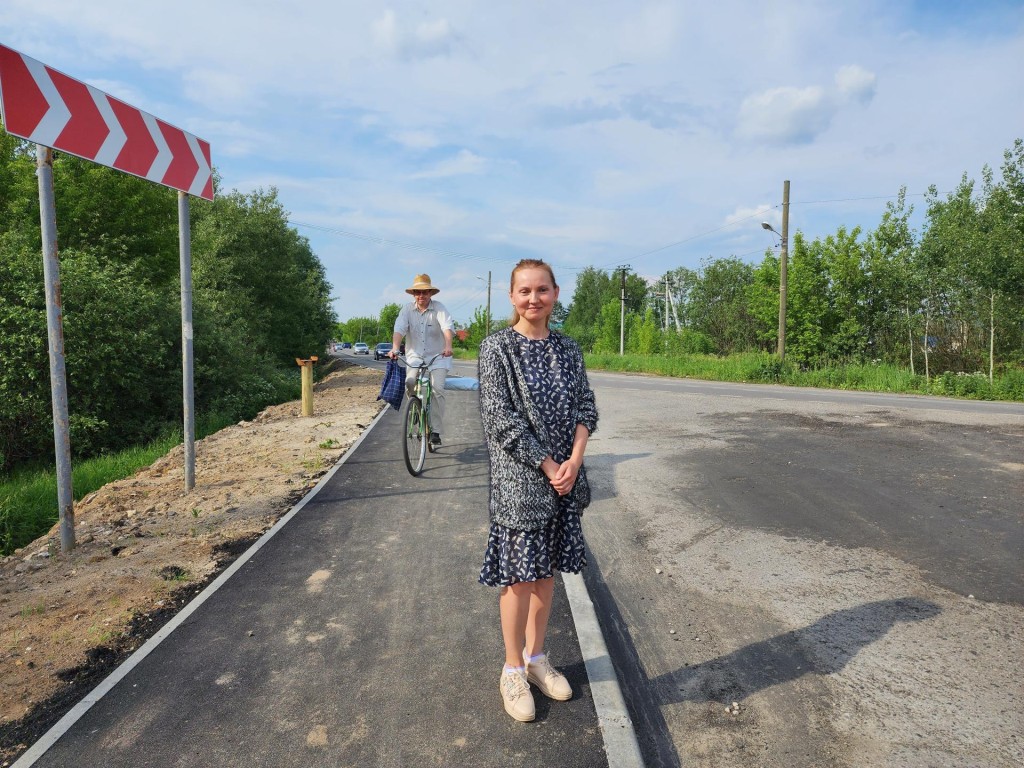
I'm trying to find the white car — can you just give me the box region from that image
[353,342,369,355]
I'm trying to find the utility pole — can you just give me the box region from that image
[486,271,491,336]
[777,180,790,360]
[618,265,631,356]
[664,275,669,332]
[666,275,682,332]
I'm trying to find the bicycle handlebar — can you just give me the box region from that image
[392,353,443,370]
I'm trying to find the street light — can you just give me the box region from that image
[761,180,790,360]
[475,272,491,336]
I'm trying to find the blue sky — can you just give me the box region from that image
[2,1,1022,325]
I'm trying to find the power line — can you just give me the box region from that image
[287,219,584,274]
[794,192,928,205]
[294,187,939,282]
[597,189,933,273]
[288,220,494,263]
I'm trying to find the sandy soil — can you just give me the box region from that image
[0,358,384,764]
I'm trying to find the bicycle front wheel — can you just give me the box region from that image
[403,397,427,476]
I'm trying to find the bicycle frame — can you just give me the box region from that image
[396,354,442,475]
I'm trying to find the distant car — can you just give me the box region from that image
[373,342,393,361]
[341,342,352,349]
[353,342,369,355]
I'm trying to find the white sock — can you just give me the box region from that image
[526,651,546,664]
[503,664,526,676]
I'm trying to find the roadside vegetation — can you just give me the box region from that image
[396,140,1024,404]
[0,412,239,555]
[585,352,1024,401]
[0,125,334,554]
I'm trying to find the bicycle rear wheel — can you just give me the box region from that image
[403,397,427,475]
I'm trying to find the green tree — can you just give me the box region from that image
[786,233,830,364]
[977,142,1024,375]
[592,299,625,353]
[686,257,757,354]
[747,251,781,351]
[820,226,868,361]
[920,176,987,373]
[564,267,647,351]
[378,302,402,343]
[465,305,492,345]
[563,267,614,350]
[0,156,335,473]
[864,188,921,370]
[631,309,661,354]
[191,188,335,364]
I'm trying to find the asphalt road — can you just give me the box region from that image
[29,387,609,768]
[331,353,1024,765]
[580,371,1024,767]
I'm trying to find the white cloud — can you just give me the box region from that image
[183,68,262,113]
[372,9,399,52]
[619,3,680,58]
[410,149,487,179]
[724,204,776,229]
[508,222,610,242]
[835,64,877,104]
[736,85,832,145]
[372,9,456,60]
[736,64,877,145]
[391,130,440,149]
[187,119,271,159]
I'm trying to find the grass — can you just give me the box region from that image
[455,345,1020,398]
[0,411,236,557]
[584,351,1024,401]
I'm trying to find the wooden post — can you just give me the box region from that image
[296,357,318,416]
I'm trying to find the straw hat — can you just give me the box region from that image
[406,274,440,295]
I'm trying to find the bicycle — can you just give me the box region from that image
[395,353,442,476]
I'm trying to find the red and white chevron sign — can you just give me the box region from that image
[0,44,213,200]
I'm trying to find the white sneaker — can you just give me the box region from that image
[499,667,536,722]
[526,653,573,701]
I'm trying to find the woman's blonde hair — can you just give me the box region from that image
[509,258,559,327]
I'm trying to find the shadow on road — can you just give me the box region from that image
[649,596,942,704]
[586,452,651,501]
[584,552,941,767]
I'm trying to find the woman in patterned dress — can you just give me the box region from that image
[477,259,598,722]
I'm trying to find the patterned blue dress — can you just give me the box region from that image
[478,330,587,587]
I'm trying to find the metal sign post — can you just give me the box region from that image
[36,145,75,552]
[178,191,196,491]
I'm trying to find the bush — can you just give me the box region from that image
[746,357,791,383]
[995,367,1024,400]
[665,329,716,355]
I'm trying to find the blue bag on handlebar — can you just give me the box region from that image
[377,359,406,411]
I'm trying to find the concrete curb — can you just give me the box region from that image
[13,405,391,768]
[563,572,646,767]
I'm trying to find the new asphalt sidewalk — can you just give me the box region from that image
[18,390,639,767]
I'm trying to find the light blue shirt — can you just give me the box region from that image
[394,299,454,370]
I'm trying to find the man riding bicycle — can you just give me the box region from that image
[390,274,454,447]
